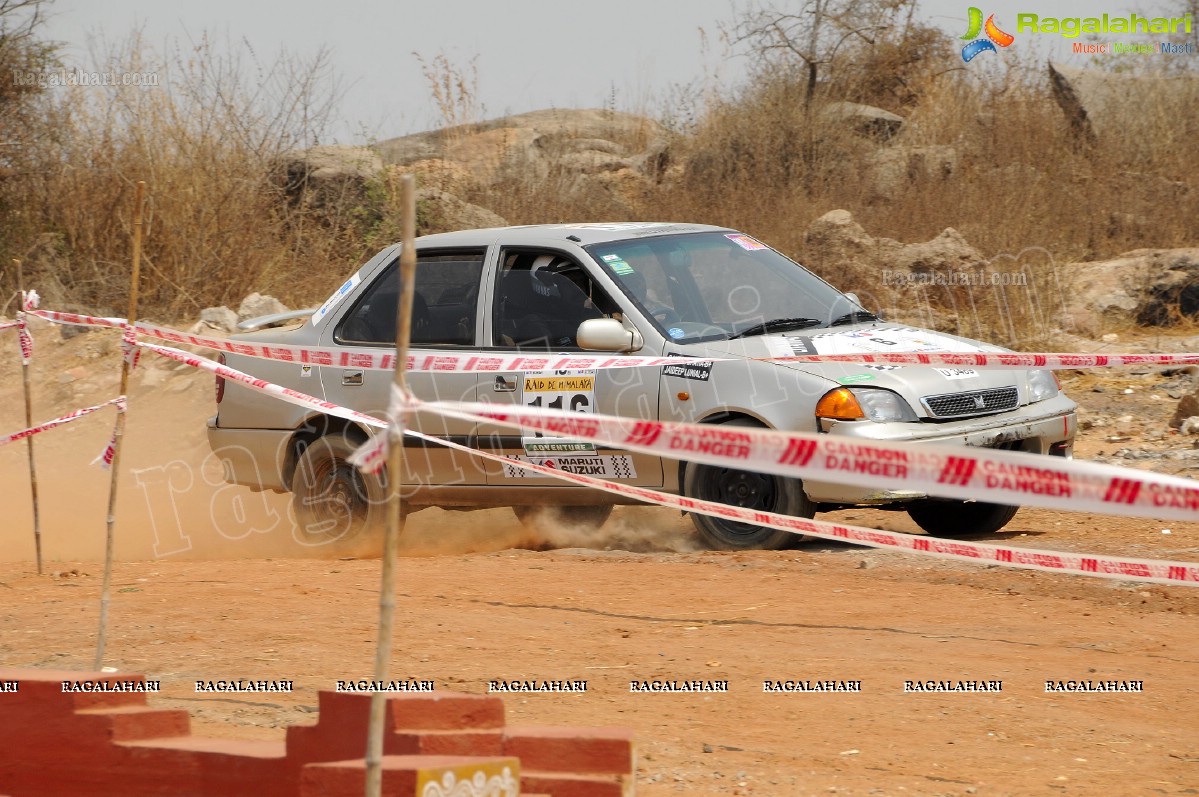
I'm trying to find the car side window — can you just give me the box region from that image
[492,250,619,349]
[337,250,485,346]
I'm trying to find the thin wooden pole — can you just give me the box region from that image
[95,180,146,670]
[364,174,417,797]
[13,258,42,575]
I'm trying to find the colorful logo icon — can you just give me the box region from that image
[961,7,1015,61]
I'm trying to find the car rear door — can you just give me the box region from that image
[317,248,488,487]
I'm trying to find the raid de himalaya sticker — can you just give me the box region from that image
[725,233,767,251]
[668,327,686,339]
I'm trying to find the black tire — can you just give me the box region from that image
[511,504,613,534]
[682,419,814,550]
[907,500,1019,537]
[291,435,386,546]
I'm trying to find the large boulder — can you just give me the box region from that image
[893,227,983,274]
[803,210,887,272]
[1067,248,1199,330]
[803,209,983,280]
[375,109,668,187]
[280,145,384,210]
[819,101,905,140]
[864,145,958,199]
[416,188,507,235]
[237,293,289,322]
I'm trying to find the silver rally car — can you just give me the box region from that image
[207,222,1077,549]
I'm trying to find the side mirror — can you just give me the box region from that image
[843,292,862,307]
[577,318,644,352]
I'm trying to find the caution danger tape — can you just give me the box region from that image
[0,397,126,448]
[419,398,1199,524]
[27,307,1199,373]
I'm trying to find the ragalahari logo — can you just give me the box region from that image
[961,7,1015,61]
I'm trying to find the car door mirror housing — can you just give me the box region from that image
[577,318,643,352]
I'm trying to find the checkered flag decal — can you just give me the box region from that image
[610,456,633,479]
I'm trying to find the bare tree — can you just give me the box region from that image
[728,0,910,108]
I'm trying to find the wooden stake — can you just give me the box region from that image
[13,258,42,575]
[94,180,146,670]
[364,174,417,797]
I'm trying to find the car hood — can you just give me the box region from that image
[672,323,1028,416]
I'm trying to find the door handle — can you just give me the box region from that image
[342,370,364,386]
[493,375,517,393]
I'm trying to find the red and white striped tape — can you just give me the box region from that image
[92,398,128,469]
[17,316,32,365]
[405,428,1199,587]
[776,352,1199,369]
[27,306,1199,373]
[0,321,18,332]
[28,309,125,329]
[419,398,1199,525]
[0,397,126,448]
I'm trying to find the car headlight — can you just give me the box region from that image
[1026,369,1059,403]
[816,387,919,422]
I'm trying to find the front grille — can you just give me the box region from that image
[922,386,1019,418]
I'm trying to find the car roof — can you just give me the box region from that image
[413,222,736,250]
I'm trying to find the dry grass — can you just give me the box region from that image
[0,16,1195,346]
[1,31,369,318]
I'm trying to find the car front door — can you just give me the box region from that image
[475,247,664,489]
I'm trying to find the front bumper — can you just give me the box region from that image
[803,394,1076,505]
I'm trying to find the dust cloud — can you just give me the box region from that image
[0,323,697,565]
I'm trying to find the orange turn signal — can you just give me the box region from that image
[815,387,866,420]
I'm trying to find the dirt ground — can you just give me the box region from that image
[2,319,1199,796]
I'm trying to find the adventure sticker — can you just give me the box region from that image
[522,438,597,455]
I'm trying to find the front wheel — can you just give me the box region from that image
[682,420,814,550]
[291,435,385,546]
[907,500,1019,537]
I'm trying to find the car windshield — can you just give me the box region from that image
[585,232,865,343]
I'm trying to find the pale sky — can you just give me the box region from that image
[39,0,1187,143]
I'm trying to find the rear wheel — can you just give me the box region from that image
[907,500,1019,537]
[682,419,814,550]
[291,435,385,546]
